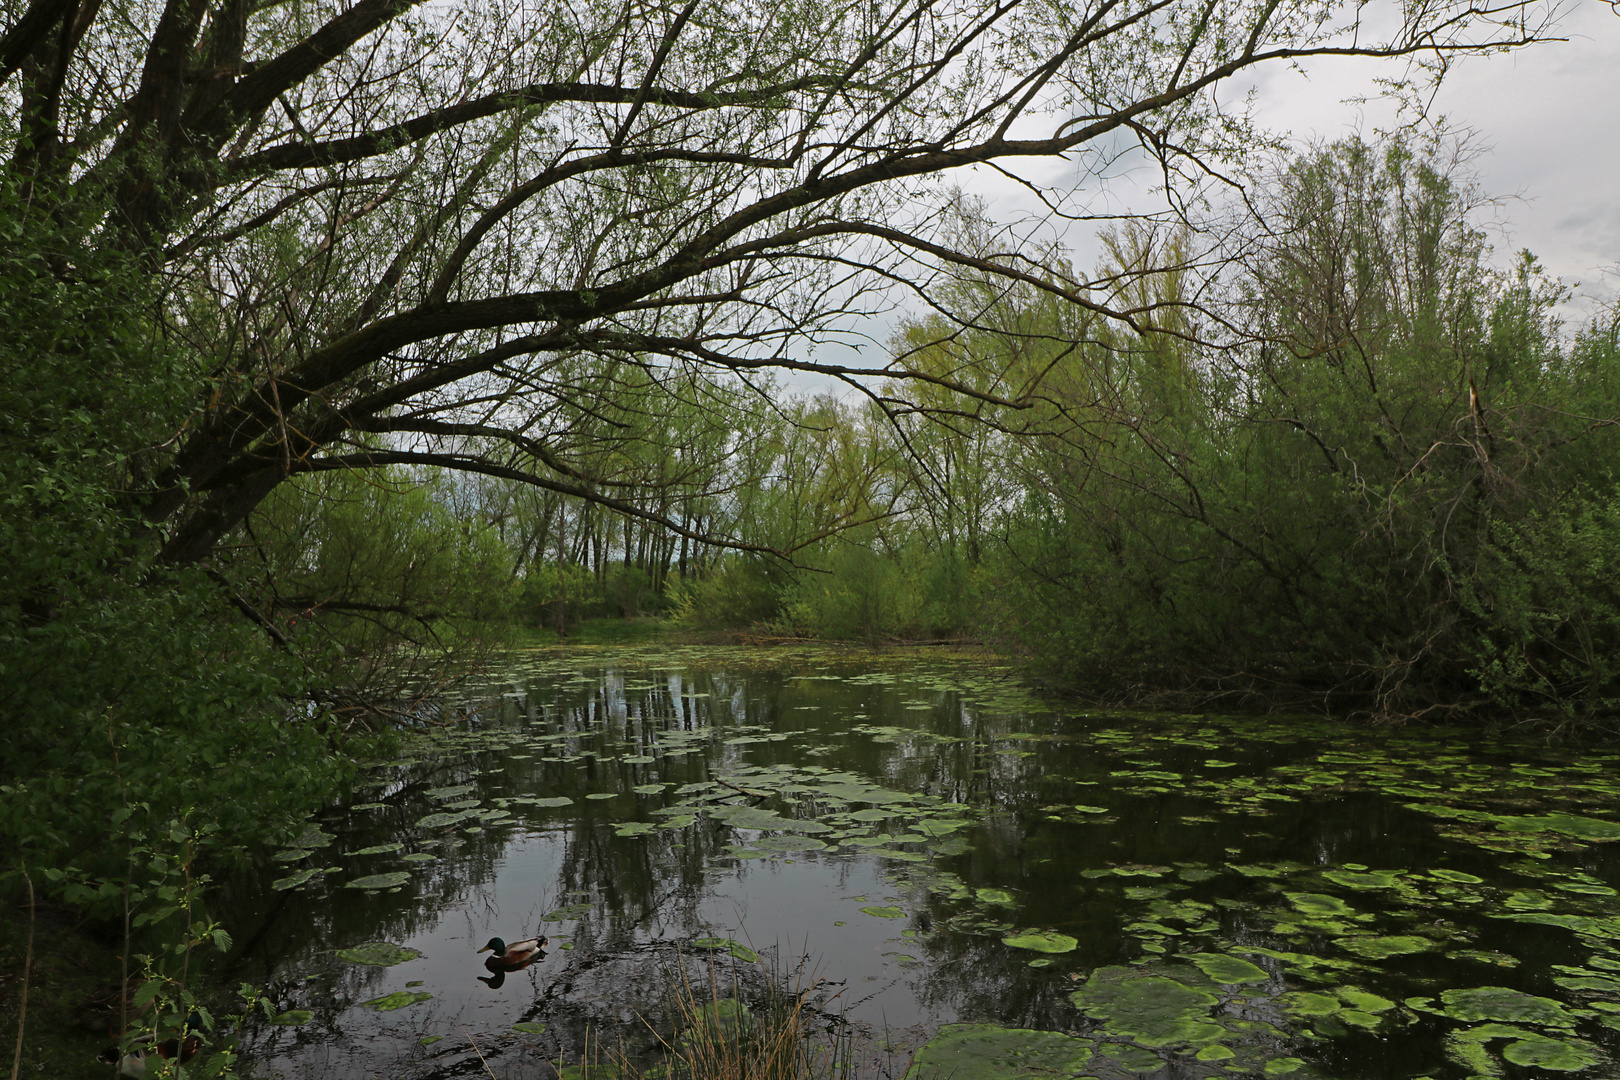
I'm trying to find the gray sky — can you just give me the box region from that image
[1245,0,1620,313]
[792,1,1618,383]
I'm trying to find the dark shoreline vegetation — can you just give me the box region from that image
[0,0,1613,1070]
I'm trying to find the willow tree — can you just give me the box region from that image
[3,0,1556,580]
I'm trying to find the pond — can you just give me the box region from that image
[216,645,1620,1079]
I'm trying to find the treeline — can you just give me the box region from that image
[347,135,1620,726]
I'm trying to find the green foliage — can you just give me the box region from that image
[983,135,1620,722]
[249,467,516,659]
[0,190,345,894]
[778,540,979,642]
[671,557,792,630]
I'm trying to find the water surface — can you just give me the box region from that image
[218,645,1620,1079]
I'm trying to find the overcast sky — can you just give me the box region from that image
[794,0,1617,380]
[1245,0,1620,313]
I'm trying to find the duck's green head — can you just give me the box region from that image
[478,937,506,955]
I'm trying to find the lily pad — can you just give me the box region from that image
[1340,935,1436,959]
[1440,986,1578,1027]
[1185,953,1269,985]
[615,821,657,837]
[1068,966,1225,1049]
[1002,930,1078,954]
[353,843,403,856]
[861,905,906,919]
[903,1024,1093,1079]
[1501,1032,1602,1070]
[336,941,422,966]
[271,868,321,891]
[1287,893,1358,918]
[754,835,828,852]
[359,990,432,1011]
[416,810,478,828]
[345,872,412,890]
[269,1010,313,1025]
[512,1022,548,1034]
[1496,812,1620,840]
[1322,869,1403,889]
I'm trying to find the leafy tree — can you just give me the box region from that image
[0,0,1553,578]
[991,134,1620,722]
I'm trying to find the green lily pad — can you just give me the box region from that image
[271,868,321,891]
[359,990,432,1011]
[1340,935,1435,959]
[530,797,574,808]
[269,1010,313,1025]
[272,848,313,863]
[1497,813,1620,840]
[903,1024,1093,1079]
[1002,930,1078,954]
[1322,869,1403,889]
[401,852,435,863]
[615,822,657,837]
[336,941,422,966]
[416,811,478,828]
[1068,966,1225,1048]
[861,905,906,919]
[585,792,618,801]
[754,835,828,852]
[1429,868,1484,883]
[1185,953,1269,984]
[1441,986,1579,1027]
[353,843,403,856]
[1501,1032,1602,1070]
[512,1022,548,1034]
[1287,893,1358,918]
[345,872,412,890]
[1282,991,1340,1017]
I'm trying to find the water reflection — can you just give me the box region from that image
[213,646,1620,1079]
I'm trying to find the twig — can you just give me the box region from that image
[459,1023,497,1078]
[10,869,34,1080]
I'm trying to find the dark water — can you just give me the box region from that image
[215,645,1620,1079]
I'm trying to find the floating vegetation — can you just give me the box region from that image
[335,942,421,966]
[1001,930,1078,954]
[269,1010,313,1025]
[270,867,322,891]
[345,872,412,890]
[904,1024,1094,1079]
[358,991,432,1011]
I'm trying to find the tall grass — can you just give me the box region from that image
[550,951,857,1080]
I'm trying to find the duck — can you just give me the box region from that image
[477,935,547,966]
[96,1034,201,1078]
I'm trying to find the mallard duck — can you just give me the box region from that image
[477,935,547,965]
